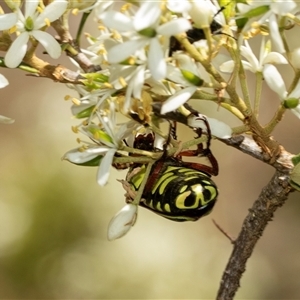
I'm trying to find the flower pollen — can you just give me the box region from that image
[44,18,51,27]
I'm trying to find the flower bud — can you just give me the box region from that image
[188,0,215,29]
[290,48,300,70]
[283,98,299,109]
[107,204,138,241]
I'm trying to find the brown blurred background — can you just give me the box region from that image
[1,13,300,300]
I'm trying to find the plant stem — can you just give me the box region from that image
[254,72,263,118]
[216,138,294,299]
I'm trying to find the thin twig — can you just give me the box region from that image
[212,219,235,244]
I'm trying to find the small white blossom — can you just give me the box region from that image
[220,38,288,74]
[107,204,138,241]
[237,1,297,53]
[161,54,205,114]
[64,101,136,186]
[101,2,191,80]
[109,52,150,112]
[4,0,68,68]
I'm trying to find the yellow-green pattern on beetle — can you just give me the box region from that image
[127,157,218,222]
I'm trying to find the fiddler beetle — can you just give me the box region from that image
[122,115,219,222]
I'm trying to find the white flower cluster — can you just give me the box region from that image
[2,0,300,239]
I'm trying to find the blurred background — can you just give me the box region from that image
[1,11,300,300]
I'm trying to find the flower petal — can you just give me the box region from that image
[157,18,191,36]
[63,148,100,164]
[240,41,259,71]
[108,39,147,64]
[97,148,116,186]
[107,204,138,241]
[5,32,29,68]
[0,13,18,30]
[269,14,285,53]
[101,11,134,32]
[0,74,9,88]
[188,115,232,139]
[0,115,15,124]
[133,2,161,31]
[263,64,287,99]
[31,30,62,59]
[25,0,39,19]
[219,60,235,73]
[161,86,197,114]
[167,0,191,13]
[291,105,300,119]
[290,47,300,70]
[189,0,215,28]
[262,52,288,65]
[148,38,166,80]
[188,116,232,138]
[35,0,68,28]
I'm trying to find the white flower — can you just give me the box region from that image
[107,204,138,241]
[69,85,115,118]
[101,2,191,80]
[161,53,205,114]
[4,0,68,68]
[237,1,297,53]
[64,101,136,186]
[109,53,150,112]
[220,38,288,74]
